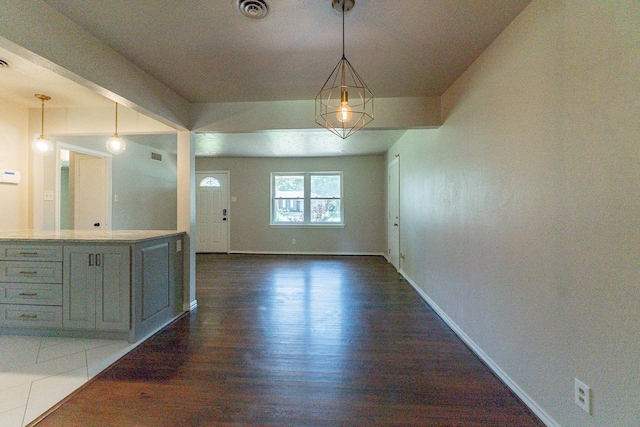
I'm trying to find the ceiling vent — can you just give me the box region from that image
[235,0,272,20]
[0,59,9,68]
[151,152,163,162]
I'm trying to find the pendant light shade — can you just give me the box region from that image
[315,0,373,139]
[106,102,126,154]
[33,94,54,155]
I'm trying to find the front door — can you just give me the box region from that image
[196,172,229,253]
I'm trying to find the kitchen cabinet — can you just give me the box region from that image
[63,244,130,331]
[0,245,63,328]
[0,230,185,343]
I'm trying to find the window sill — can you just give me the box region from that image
[269,224,345,229]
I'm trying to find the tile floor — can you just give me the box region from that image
[0,335,134,427]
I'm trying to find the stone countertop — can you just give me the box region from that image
[0,230,185,243]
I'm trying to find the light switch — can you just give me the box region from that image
[231,196,237,202]
[44,191,54,201]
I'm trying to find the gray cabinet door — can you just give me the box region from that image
[63,245,97,329]
[63,244,130,331]
[95,245,130,331]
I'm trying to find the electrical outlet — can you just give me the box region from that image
[292,239,296,245]
[575,378,592,415]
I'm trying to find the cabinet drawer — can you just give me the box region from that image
[0,283,62,305]
[0,261,62,283]
[1,304,62,328]
[0,246,62,261]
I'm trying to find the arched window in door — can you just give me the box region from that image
[199,177,221,187]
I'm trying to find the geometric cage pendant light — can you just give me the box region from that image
[32,94,55,155]
[106,102,126,154]
[315,0,373,139]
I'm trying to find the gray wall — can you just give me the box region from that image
[386,2,639,427]
[196,156,385,254]
[52,135,177,230]
[111,139,177,230]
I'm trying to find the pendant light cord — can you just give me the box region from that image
[114,103,119,136]
[40,97,45,137]
[342,0,345,58]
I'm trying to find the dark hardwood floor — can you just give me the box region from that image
[33,254,544,426]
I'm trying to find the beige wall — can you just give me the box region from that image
[196,156,386,254]
[0,99,29,231]
[386,1,639,427]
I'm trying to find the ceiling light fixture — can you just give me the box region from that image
[315,0,373,139]
[33,94,54,156]
[106,102,126,154]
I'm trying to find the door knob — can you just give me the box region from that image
[94,223,100,227]
[394,223,398,227]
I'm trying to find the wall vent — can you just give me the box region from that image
[151,152,163,162]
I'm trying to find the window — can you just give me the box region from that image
[199,177,221,187]
[271,172,343,225]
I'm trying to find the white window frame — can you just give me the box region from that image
[270,172,344,227]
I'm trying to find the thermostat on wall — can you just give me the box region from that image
[0,170,21,184]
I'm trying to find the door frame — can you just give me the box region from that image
[55,142,113,231]
[387,156,400,270]
[195,170,231,253]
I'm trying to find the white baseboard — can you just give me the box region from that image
[229,250,386,256]
[183,300,197,312]
[398,269,561,427]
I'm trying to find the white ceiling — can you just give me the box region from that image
[1,0,532,156]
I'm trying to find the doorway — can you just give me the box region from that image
[388,157,400,270]
[57,145,112,230]
[196,171,230,253]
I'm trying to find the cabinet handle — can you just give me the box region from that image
[19,252,39,257]
[19,314,38,319]
[89,254,94,266]
[19,292,38,296]
[96,254,101,267]
[19,271,38,275]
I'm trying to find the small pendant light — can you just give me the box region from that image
[33,94,54,155]
[106,102,126,154]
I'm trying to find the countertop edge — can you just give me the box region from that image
[0,230,186,244]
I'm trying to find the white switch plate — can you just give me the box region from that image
[231,196,237,202]
[44,190,54,201]
[176,239,182,252]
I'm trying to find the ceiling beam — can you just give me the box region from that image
[191,97,441,133]
[0,0,191,130]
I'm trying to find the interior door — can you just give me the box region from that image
[196,172,229,253]
[73,154,109,230]
[388,158,400,269]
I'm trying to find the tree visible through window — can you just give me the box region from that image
[271,172,343,225]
